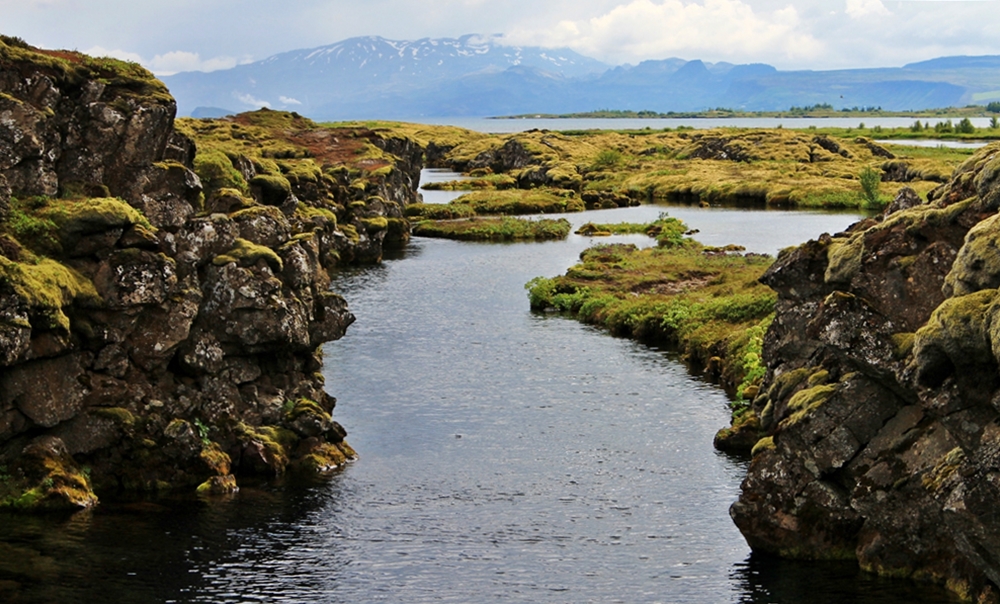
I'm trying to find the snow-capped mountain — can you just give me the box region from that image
[161,34,1000,120]
[162,34,608,118]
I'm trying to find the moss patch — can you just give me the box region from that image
[213,238,283,272]
[0,256,101,332]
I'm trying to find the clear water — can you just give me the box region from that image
[0,181,961,603]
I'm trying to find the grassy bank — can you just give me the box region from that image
[412,217,571,241]
[406,188,585,219]
[525,232,775,402]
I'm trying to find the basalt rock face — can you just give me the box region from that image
[732,144,1000,601]
[0,40,418,510]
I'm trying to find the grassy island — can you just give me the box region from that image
[412,217,571,241]
[526,222,775,404]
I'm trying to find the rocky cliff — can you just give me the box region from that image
[733,142,1000,601]
[0,38,422,509]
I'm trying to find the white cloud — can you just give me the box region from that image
[84,45,250,75]
[845,0,889,19]
[507,0,825,65]
[146,51,246,75]
[279,96,302,106]
[234,92,271,109]
[83,45,144,64]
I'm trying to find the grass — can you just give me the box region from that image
[366,123,972,210]
[526,236,775,398]
[406,189,585,219]
[574,214,687,242]
[421,174,517,190]
[412,217,571,241]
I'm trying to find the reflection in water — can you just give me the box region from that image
[0,186,958,603]
[732,554,961,604]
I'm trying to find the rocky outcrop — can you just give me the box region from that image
[731,144,1000,601]
[0,39,420,510]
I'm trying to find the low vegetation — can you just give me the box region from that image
[526,232,775,402]
[406,188,585,219]
[383,125,974,211]
[412,217,571,241]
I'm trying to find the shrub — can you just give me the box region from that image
[859,166,885,210]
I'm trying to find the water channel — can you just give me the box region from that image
[0,172,961,603]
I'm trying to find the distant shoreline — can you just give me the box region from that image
[492,107,1000,120]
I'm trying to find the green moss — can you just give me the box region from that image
[194,150,248,197]
[91,407,135,427]
[751,436,775,456]
[199,442,232,476]
[213,238,283,272]
[891,332,916,359]
[286,398,331,423]
[238,424,299,474]
[0,39,173,107]
[825,234,863,284]
[915,289,995,372]
[296,203,338,226]
[945,213,1000,296]
[291,443,355,474]
[340,224,360,243]
[250,174,292,205]
[781,384,839,427]
[360,216,389,233]
[0,256,101,332]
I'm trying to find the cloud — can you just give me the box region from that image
[279,96,302,106]
[234,92,271,109]
[84,45,250,75]
[83,45,144,64]
[507,0,825,65]
[146,51,248,76]
[845,0,890,19]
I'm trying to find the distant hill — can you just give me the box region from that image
[159,37,1000,119]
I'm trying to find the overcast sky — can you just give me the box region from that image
[3,0,999,74]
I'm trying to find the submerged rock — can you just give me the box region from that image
[731,141,1000,601]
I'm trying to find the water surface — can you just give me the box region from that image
[0,190,961,603]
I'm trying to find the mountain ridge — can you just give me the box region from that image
[159,35,1000,119]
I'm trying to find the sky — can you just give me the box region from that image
[2,0,1000,74]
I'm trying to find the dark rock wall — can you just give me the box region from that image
[0,44,421,509]
[733,144,1000,601]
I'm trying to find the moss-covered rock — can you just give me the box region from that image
[944,213,1000,297]
[0,436,97,511]
[249,174,292,206]
[194,150,247,197]
[912,289,996,387]
[213,238,283,272]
